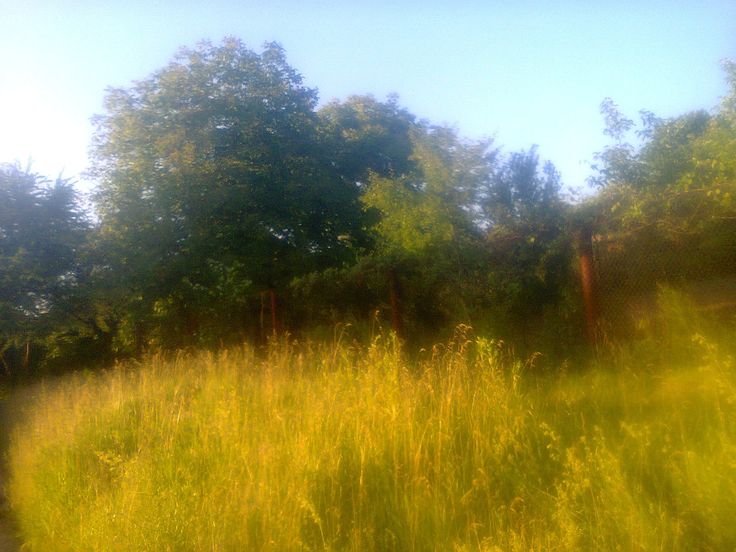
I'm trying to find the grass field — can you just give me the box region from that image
[5,323,736,551]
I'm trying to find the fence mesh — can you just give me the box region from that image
[591,226,736,337]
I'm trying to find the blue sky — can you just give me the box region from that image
[1,0,735,193]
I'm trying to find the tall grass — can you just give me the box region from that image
[7,324,736,551]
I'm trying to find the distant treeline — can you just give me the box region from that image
[2,39,735,376]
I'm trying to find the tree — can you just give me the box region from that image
[482,146,562,227]
[587,98,641,189]
[360,127,493,336]
[90,39,364,347]
[288,96,423,334]
[480,148,574,347]
[590,61,736,248]
[582,61,736,335]
[317,94,417,185]
[0,164,90,375]
[314,94,419,253]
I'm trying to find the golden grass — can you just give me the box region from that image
[7,330,736,551]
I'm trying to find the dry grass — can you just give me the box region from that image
[6,328,736,551]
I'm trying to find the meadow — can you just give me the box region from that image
[4,308,735,552]
[2,23,735,552]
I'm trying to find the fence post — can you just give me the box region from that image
[22,340,31,372]
[575,224,599,343]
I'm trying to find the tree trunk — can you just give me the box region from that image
[576,225,599,343]
[269,289,279,335]
[260,291,266,342]
[22,341,31,372]
[388,268,404,338]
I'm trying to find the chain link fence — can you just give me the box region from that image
[591,228,736,337]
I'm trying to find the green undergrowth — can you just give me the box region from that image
[6,323,736,551]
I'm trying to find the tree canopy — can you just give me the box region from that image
[90,39,384,348]
[2,39,734,376]
[0,164,90,373]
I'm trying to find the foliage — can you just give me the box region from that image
[359,128,493,334]
[0,164,93,375]
[89,38,375,349]
[479,148,577,347]
[317,94,417,187]
[590,64,736,237]
[3,42,735,370]
[586,65,736,333]
[365,126,491,251]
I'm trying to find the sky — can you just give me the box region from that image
[1,0,735,195]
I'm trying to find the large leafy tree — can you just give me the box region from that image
[317,94,417,185]
[291,125,493,338]
[591,62,736,275]
[288,97,423,332]
[315,94,418,252]
[359,127,493,335]
[582,61,736,333]
[480,148,574,347]
[0,164,90,374]
[90,39,364,347]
